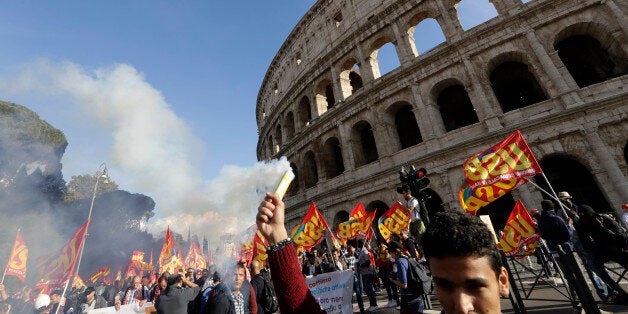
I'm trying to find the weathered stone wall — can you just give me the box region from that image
[256,0,628,229]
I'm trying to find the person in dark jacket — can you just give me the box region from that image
[155,273,200,314]
[537,199,573,251]
[250,260,273,314]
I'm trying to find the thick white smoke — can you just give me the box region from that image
[0,59,290,242]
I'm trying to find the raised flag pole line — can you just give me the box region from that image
[56,163,107,314]
[525,176,570,218]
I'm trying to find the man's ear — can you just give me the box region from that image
[498,267,509,297]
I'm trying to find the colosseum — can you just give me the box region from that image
[256,0,627,232]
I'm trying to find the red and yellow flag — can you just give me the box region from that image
[5,229,28,282]
[36,219,89,288]
[158,227,176,271]
[290,202,329,250]
[463,130,541,190]
[115,266,122,281]
[72,274,87,289]
[459,178,527,215]
[377,203,411,242]
[184,241,206,270]
[498,200,541,257]
[253,231,269,263]
[336,203,376,240]
[88,265,110,283]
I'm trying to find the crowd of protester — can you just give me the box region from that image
[1,188,626,314]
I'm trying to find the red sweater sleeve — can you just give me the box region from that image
[268,243,325,314]
[249,284,258,314]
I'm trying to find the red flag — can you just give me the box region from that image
[498,200,541,257]
[290,202,329,250]
[377,203,411,242]
[36,219,90,288]
[463,130,542,190]
[5,229,28,282]
[336,203,374,240]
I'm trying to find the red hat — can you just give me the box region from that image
[622,204,628,210]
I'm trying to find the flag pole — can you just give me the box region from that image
[540,173,570,219]
[56,163,107,314]
[526,180,560,203]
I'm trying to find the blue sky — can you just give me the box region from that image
[0,1,499,237]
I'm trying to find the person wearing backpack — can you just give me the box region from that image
[250,260,278,314]
[387,241,424,314]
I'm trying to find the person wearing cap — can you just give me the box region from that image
[558,191,580,222]
[422,210,509,313]
[80,286,107,313]
[387,240,424,313]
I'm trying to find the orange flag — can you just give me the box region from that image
[290,202,329,250]
[337,203,369,240]
[36,220,90,288]
[459,178,527,215]
[4,229,28,282]
[498,200,541,257]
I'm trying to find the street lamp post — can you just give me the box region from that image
[56,163,108,314]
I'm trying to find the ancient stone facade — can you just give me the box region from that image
[256,0,627,230]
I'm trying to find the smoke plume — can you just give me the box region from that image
[0,59,291,243]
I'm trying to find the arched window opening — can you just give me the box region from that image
[370,41,401,79]
[322,137,345,179]
[340,61,363,99]
[316,80,336,115]
[333,210,350,233]
[304,151,319,188]
[455,0,498,31]
[437,85,479,132]
[267,136,273,157]
[555,35,626,88]
[366,200,390,238]
[287,162,300,196]
[394,104,422,149]
[475,192,515,231]
[534,155,611,213]
[422,189,446,224]
[624,142,628,166]
[284,112,295,139]
[352,121,379,167]
[490,61,547,112]
[274,124,282,152]
[409,18,446,55]
[325,84,336,109]
[298,96,312,127]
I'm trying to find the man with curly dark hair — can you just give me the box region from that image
[422,210,509,313]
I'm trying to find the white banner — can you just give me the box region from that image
[87,302,154,313]
[305,270,354,314]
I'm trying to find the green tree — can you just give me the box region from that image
[64,173,119,201]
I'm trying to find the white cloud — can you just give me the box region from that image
[0,59,291,242]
